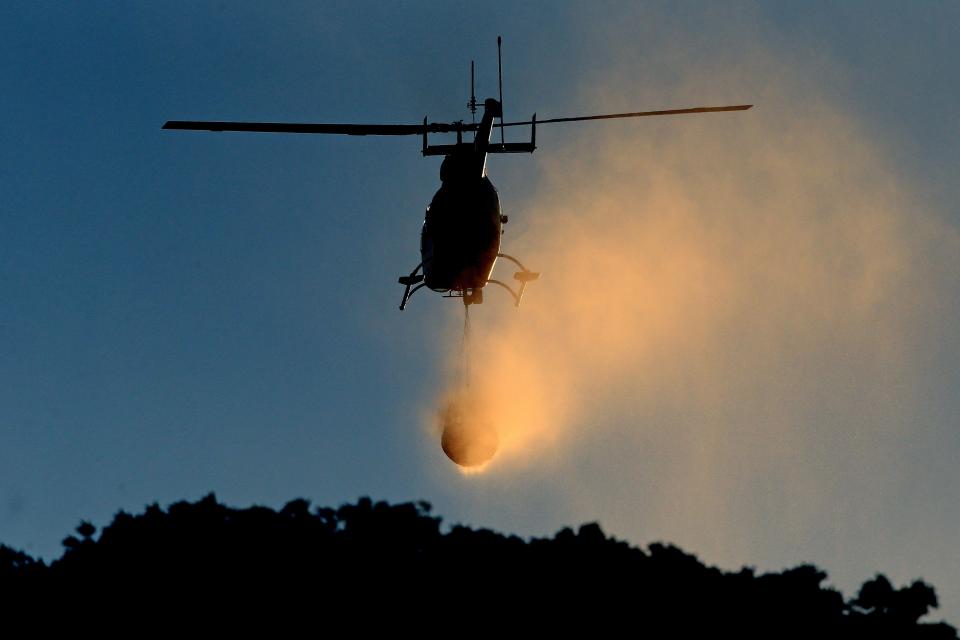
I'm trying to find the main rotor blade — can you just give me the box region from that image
[162,121,464,135]
[496,104,753,128]
[163,104,752,136]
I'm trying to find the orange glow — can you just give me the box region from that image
[426,29,960,531]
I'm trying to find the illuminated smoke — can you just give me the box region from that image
[419,9,960,619]
[428,20,959,501]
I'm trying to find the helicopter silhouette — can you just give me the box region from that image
[163,38,751,311]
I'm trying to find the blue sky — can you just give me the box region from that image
[2,1,958,621]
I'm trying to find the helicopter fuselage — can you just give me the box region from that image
[421,169,501,292]
[419,98,504,294]
[396,96,538,310]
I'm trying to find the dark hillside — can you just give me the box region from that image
[0,495,954,636]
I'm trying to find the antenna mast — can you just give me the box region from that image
[468,60,477,126]
[497,36,505,145]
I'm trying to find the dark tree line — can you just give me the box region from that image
[0,495,955,636]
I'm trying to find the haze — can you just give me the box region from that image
[1,1,958,621]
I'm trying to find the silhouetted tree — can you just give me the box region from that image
[0,495,954,637]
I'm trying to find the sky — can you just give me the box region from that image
[2,0,959,621]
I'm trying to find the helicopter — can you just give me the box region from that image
[163,38,751,312]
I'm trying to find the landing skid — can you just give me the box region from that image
[398,263,425,311]
[486,253,540,307]
[397,253,539,310]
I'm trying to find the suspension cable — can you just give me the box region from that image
[460,303,471,388]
